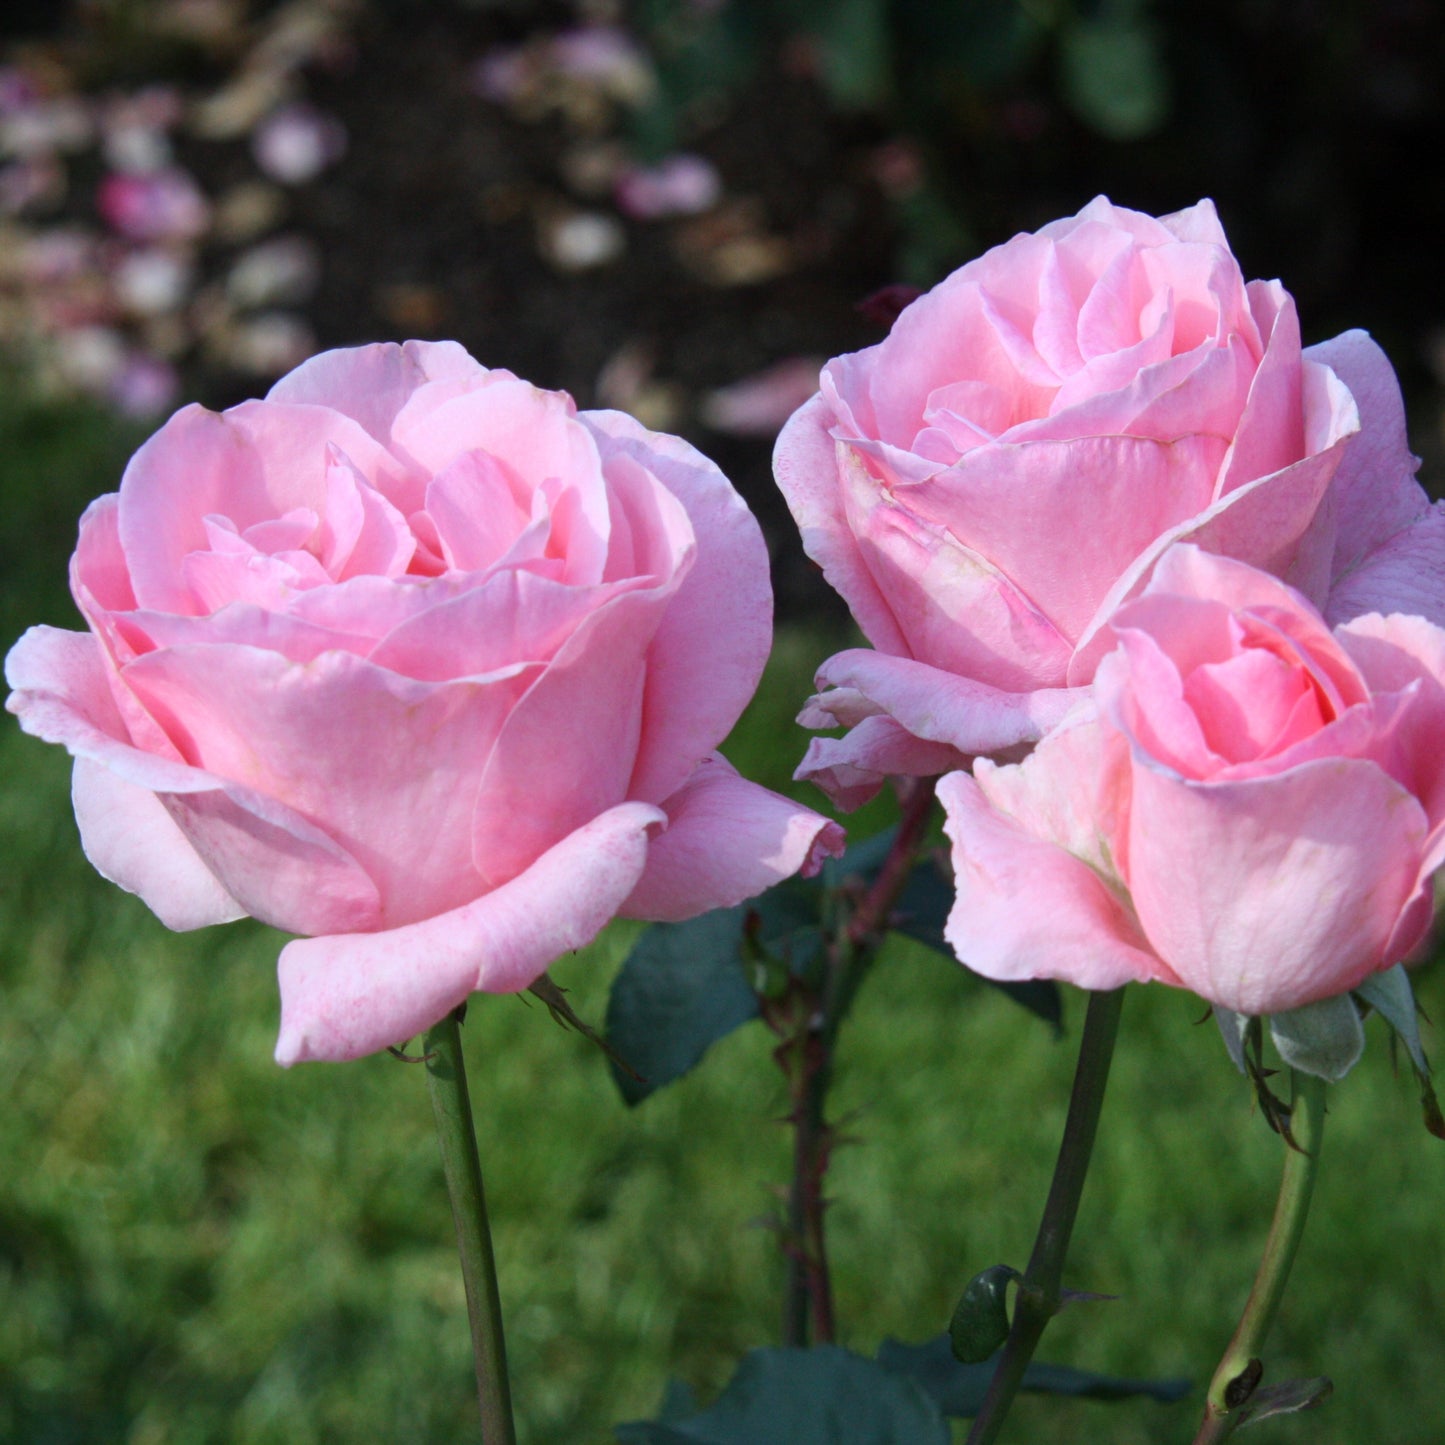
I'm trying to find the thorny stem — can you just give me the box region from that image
[424,1009,517,1445]
[1191,1068,1328,1444]
[965,987,1126,1445]
[778,778,938,1348]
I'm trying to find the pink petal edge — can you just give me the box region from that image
[275,800,666,1064]
[621,753,845,920]
[71,757,246,929]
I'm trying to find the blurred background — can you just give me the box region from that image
[3,2,1445,1442]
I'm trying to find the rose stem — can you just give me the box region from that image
[965,985,1126,1445]
[1191,1068,1328,1444]
[782,777,937,1349]
[425,1007,517,1445]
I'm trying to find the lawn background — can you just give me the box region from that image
[3,393,1444,1444]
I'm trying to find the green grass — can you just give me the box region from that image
[3,398,1445,1443]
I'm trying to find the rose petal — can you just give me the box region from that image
[1306,329,1427,580]
[1324,503,1445,630]
[274,800,666,1063]
[794,714,969,811]
[120,642,535,927]
[805,648,1081,757]
[1123,755,1429,1014]
[622,753,844,919]
[586,409,773,805]
[265,339,487,447]
[774,393,911,658]
[7,624,384,936]
[71,756,246,929]
[939,768,1161,991]
[904,432,1228,641]
[470,585,666,887]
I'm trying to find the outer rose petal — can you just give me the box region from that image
[275,801,666,1064]
[621,753,845,920]
[6,624,384,937]
[1323,504,1445,630]
[585,410,774,805]
[939,770,1160,991]
[72,757,245,929]
[1123,756,1428,1015]
[774,393,912,658]
[805,649,1082,757]
[794,715,968,811]
[1306,329,1427,579]
[264,339,486,446]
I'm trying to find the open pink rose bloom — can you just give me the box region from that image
[5,341,843,1063]
[940,545,1445,1018]
[776,197,1445,808]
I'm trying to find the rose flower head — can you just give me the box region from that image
[940,545,1445,1074]
[776,197,1445,808]
[6,341,843,1063]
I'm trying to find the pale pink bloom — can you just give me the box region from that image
[941,545,1445,1017]
[701,357,828,437]
[98,167,210,242]
[776,198,1445,806]
[615,154,722,220]
[250,103,346,185]
[6,341,842,1063]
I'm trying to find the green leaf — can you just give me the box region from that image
[1355,965,1429,1075]
[605,908,760,1105]
[894,858,1063,1031]
[948,1265,1018,1363]
[1058,12,1170,140]
[1214,1007,1251,1074]
[878,1335,1192,1418]
[614,1346,950,1444]
[1269,994,1365,1082]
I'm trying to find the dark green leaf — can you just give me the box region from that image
[605,908,759,1105]
[614,1346,949,1444]
[878,1335,1192,1418]
[949,1264,1018,1363]
[656,1379,699,1422]
[894,858,1063,1031]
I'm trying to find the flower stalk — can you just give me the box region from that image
[965,986,1126,1445]
[1191,1068,1328,1444]
[776,778,938,1348]
[425,1008,517,1445]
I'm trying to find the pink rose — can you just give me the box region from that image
[939,545,1445,1018]
[5,341,843,1063]
[776,197,1445,807]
